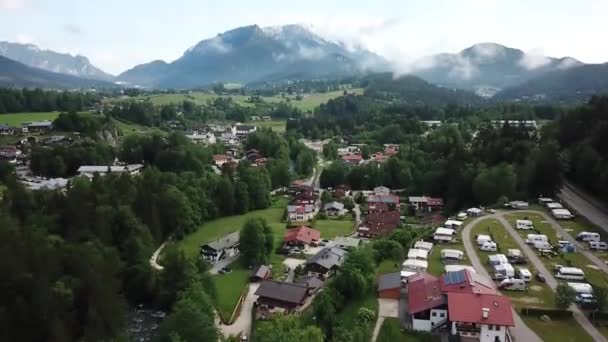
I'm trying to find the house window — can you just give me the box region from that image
[432,312,437,317]
[439,312,445,318]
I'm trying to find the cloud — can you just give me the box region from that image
[557,57,580,70]
[0,0,28,10]
[64,24,83,36]
[15,33,35,44]
[518,49,551,70]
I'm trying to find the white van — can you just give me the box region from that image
[516,220,534,230]
[525,234,548,245]
[567,282,593,294]
[533,241,553,251]
[555,266,585,280]
[493,263,515,280]
[480,241,497,252]
[577,232,600,243]
[500,278,527,291]
[517,268,532,282]
[590,241,608,251]
[476,235,492,246]
[488,254,509,266]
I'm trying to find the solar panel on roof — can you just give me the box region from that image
[445,270,466,285]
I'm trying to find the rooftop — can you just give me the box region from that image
[306,247,347,270]
[254,280,308,305]
[407,272,445,315]
[448,292,514,326]
[284,226,321,244]
[378,272,403,292]
[203,231,240,251]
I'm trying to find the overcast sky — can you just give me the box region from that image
[1,0,606,75]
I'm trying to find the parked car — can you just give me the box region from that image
[575,293,596,305]
[536,273,546,283]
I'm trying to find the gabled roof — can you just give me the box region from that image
[324,201,345,211]
[407,272,445,314]
[367,194,400,204]
[203,231,240,251]
[287,204,315,214]
[361,211,401,235]
[426,197,444,206]
[254,280,308,305]
[448,293,514,327]
[378,272,402,292]
[440,269,496,295]
[252,265,270,279]
[284,226,321,244]
[298,276,323,290]
[306,247,347,270]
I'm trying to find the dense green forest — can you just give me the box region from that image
[0,88,99,113]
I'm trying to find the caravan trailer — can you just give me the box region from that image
[517,268,532,282]
[516,220,534,230]
[525,234,548,245]
[555,266,585,280]
[476,234,492,246]
[577,231,600,243]
[493,263,515,280]
[533,241,553,251]
[480,241,498,252]
[499,278,526,291]
[440,249,464,262]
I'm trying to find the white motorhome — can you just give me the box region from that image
[440,249,464,262]
[488,254,509,266]
[517,268,532,282]
[480,241,497,252]
[493,263,515,280]
[533,241,553,251]
[499,278,526,291]
[516,219,534,230]
[552,209,573,220]
[568,282,593,294]
[457,212,468,221]
[476,234,492,246]
[546,202,564,210]
[525,234,548,245]
[577,231,600,243]
[555,266,585,280]
[590,241,608,251]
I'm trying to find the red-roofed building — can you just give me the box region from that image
[426,197,444,210]
[283,226,321,251]
[358,211,401,238]
[368,194,400,210]
[448,293,514,342]
[407,273,448,331]
[439,269,495,295]
[341,153,363,166]
[371,152,389,163]
[212,154,230,167]
[368,202,389,213]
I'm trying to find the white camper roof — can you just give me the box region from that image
[402,259,428,269]
[494,263,514,272]
[489,254,509,264]
[407,248,429,260]
[516,219,533,225]
[441,249,464,258]
[445,220,463,227]
[476,234,492,243]
[567,282,593,294]
[547,202,564,209]
[558,267,585,275]
[507,249,522,257]
[552,209,572,217]
[414,240,434,251]
[467,208,483,214]
[435,227,456,236]
[526,234,548,240]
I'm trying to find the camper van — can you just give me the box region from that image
[555,266,585,280]
[480,241,497,252]
[499,278,526,291]
[577,232,600,243]
[488,254,509,266]
[507,249,526,264]
[525,234,548,245]
[516,220,534,230]
[457,212,468,220]
[517,268,532,282]
[590,241,608,251]
[476,234,492,246]
[533,241,553,251]
[493,263,515,280]
[567,282,593,294]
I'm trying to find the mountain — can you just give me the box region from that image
[0,41,114,81]
[118,24,388,88]
[411,43,583,96]
[0,55,117,89]
[495,63,608,103]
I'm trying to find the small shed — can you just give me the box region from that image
[377,272,403,299]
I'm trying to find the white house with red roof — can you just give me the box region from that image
[283,226,321,251]
[406,269,514,342]
[287,204,316,222]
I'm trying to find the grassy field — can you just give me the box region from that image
[505,213,608,287]
[0,111,61,126]
[212,260,251,320]
[121,89,363,112]
[246,120,286,133]
[471,218,554,309]
[313,219,354,239]
[377,259,401,275]
[377,318,440,342]
[522,316,593,342]
[335,290,378,338]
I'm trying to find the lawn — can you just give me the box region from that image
[335,290,378,337]
[505,213,608,287]
[522,316,593,342]
[313,219,354,239]
[0,111,61,126]
[470,218,554,309]
[377,318,439,342]
[176,198,287,259]
[111,118,154,135]
[246,120,286,133]
[212,259,251,321]
[377,259,401,275]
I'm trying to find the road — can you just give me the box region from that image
[149,242,166,271]
[560,182,608,232]
[209,255,239,275]
[461,214,542,342]
[217,283,260,339]
[371,298,399,342]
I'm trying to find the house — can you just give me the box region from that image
[409,196,444,212]
[323,201,345,217]
[408,273,448,331]
[0,124,15,135]
[200,231,240,263]
[283,226,321,251]
[358,211,401,238]
[246,149,263,162]
[218,133,238,145]
[368,202,389,213]
[212,154,231,167]
[21,121,53,133]
[234,124,257,136]
[305,247,347,278]
[367,194,400,211]
[297,276,324,294]
[371,152,389,164]
[77,164,144,177]
[377,272,403,299]
[251,265,271,282]
[186,131,216,144]
[341,153,363,166]
[434,227,456,243]
[0,145,22,160]
[262,115,271,121]
[250,115,261,121]
[287,204,316,222]
[21,177,69,191]
[492,120,537,130]
[330,184,350,199]
[383,144,399,155]
[334,237,360,249]
[448,293,514,342]
[255,280,309,314]
[373,186,391,196]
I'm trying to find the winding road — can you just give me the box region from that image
[463,211,607,342]
[560,182,608,233]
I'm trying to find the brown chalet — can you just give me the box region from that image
[358,211,401,238]
[255,280,309,313]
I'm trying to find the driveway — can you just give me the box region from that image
[495,215,607,342]
[560,182,608,231]
[209,255,239,275]
[462,214,542,342]
[218,283,260,338]
[371,298,399,342]
[149,242,166,271]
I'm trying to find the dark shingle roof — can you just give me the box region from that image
[377,272,402,291]
[203,231,240,251]
[305,247,347,270]
[254,280,308,305]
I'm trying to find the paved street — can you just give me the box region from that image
[371,298,400,342]
[560,182,608,232]
[218,283,260,338]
